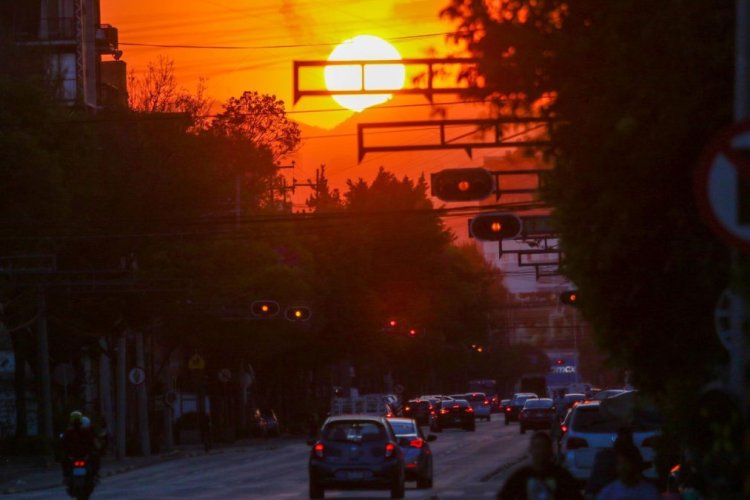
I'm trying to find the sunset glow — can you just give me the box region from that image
[324,35,405,112]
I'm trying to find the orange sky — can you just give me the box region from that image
[101,0,516,214]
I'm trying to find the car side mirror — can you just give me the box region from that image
[306,438,316,446]
[427,434,437,442]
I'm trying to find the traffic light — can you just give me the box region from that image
[251,300,280,318]
[468,213,522,241]
[560,290,579,306]
[285,306,312,321]
[555,358,565,365]
[431,168,495,202]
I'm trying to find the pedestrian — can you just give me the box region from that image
[498,431,583,499]
[585,428,633,498]
[596,440,660,500]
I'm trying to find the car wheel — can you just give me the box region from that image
[486,415,491,422]
[520,425,526,434]
[309,481,324,499]
[391,476,405,499]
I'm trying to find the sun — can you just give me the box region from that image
[324,35,405,112]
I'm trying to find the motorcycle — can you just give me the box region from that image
[65,456,96,500]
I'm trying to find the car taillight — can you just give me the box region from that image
[405,406,411,412]
[560,424,568,433]
[465,406,474,413]
[566,437,588,450]
[409,438,424,449]
[483,399,490,406]
[385,442,396,458]
[73,460,86,467]
[452,404,460,409]
[313,443,324,458]
[505,407,511,412]
[642,436,659,448]
[440,408,449,414]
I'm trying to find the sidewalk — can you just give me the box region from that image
[0,437,297,496]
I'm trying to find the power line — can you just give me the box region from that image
[118,31,464,50]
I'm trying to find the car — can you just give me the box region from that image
[429,399,475,432]
[504,393,538,425]
[388,418,436,489]
[591,389,629,400]
[462,392,492,421]
[559,401,660,483]
[308,416,406,499]
[402,400,432,426]
[498,399,511,413]
[518,398,555,434]
[554,393,587,423]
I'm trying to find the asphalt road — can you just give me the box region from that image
[23,417,531,499]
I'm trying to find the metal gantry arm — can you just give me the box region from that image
[357,117,552,162]
[293,58,481,104]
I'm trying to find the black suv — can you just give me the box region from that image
[429,399,475,432]
[308,416,405,499]
[504,393,538,425]
[402,400,432,426]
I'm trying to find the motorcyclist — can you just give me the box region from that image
[61,411,96,487]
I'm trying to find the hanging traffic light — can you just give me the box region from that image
[285,306,312,321]
[431,168,495,202]
[468,213,522,241]
[560,291,579,306]
[251,300,280,318]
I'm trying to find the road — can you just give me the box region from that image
[23,417,530,499]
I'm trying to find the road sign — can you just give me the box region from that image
[128,367,146,386]
[188,354,205,371]
[218,368,231,383]
[695,120,750,251]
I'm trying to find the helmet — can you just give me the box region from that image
[81,416,91,429]
[69,411,83,427]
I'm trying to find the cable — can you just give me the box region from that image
[118,31,465,50]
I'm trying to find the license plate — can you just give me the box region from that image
[347,471,364,480]
[453,417,461,422]
[73,467,87,477]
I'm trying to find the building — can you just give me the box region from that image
[2,0,126,108]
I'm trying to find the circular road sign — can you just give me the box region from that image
[695,120,750,251]
[128,367,146,386]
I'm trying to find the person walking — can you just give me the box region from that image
[498,431,583,499]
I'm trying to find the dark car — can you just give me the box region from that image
[402,400,432,426]
[429,399,475,432]
[308,416,405,499]
[389,418,436,489]
[504,393,538,425]
[518,398,555,434]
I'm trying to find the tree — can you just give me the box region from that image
[128,56,212,130]
[211,91,301,161]
[442,0,735,489]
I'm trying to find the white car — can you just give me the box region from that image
[461,392,492,421]
[559,401,660,482]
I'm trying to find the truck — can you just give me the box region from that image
[516,374,548,398]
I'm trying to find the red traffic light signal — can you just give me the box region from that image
[285,306,312,321]
[469,213,522,241]
[431,168,495,202]
[555,358,565,365]
[251,300,280,318]
[560,291,579,306]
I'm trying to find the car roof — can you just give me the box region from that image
[324,415,388,424]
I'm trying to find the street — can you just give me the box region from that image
[22,418,528,499]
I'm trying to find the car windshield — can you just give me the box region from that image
[443,400,468,408]
[389,421,417,436]
[524,399,553,409]
[405,401,429,410]
[572,407,623,433]
[323,421,387,442]
[514,396,535,404]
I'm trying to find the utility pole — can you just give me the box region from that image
[116,333,126,460]
[162,354,174,452]
[98,341,114,448]
[36,288,53,438]
[734,1,750,495]
[135,331,150,456]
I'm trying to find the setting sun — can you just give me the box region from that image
[324,35,405,112]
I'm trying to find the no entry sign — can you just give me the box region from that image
[695,121,750,251]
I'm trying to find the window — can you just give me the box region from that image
[524,399,553,409]
[571,407,622,433]
[323,421,386,442]
[389,421,416,436]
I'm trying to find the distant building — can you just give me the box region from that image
[2,0,126,108]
